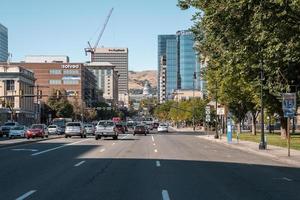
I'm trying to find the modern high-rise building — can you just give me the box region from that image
[91,48,128,105]
[0,23,8,62]
[157,31,202,101]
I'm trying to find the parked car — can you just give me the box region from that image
[84,124,95,135]
[0,122,20,137]
[115,124,126,134]
[95,120,118,140]
[133,125,148,136]
[26,124,48,139]
[65,122,86,138]
[9,125,27,139]
[48,125,64,135]
[158,124,168,133]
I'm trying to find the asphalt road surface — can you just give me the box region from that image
[0,130,299,200]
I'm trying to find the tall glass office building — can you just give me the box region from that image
[0,23,8,62]
[158,31,201,100]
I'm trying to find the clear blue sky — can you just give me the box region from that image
[1,0,195,71]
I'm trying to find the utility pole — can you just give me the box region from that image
[192,72,195,131]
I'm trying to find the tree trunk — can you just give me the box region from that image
[251,112,257,135]
[280,116,287,139]
[237,121,241,134]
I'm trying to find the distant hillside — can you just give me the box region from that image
[128,70,157,90]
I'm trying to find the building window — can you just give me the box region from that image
[6,80,15,91]
[63,80,79,85]
[49,79,62,85]
[49,69,61,74]
[63,70,80,75]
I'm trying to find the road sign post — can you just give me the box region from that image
[282,93,296,156]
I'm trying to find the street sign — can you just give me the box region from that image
[217,107,225,115]
[205,106,211,122]
[282,93,296,118]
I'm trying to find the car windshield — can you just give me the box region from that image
[48,125,56,128]
[31,124,43,129]
[4,122,16,126]
[67,123,81,127]
[135,126,144,129]
[98,121,114,127]
[11,126,24,130]
[85,124,93,128]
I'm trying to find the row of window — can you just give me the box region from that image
[49,79,79,85]
[49,69,80,75]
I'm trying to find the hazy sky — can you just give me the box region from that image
[1,0,195,71]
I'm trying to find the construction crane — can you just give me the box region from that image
[85,7,114,56]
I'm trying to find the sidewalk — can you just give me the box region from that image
[0,135,63,149]
[170,126,300,167]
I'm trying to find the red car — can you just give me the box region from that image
[26,124,49,139]
[115,124,126,134]
[133,125,148,136]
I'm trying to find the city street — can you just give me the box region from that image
[0,131,300,200]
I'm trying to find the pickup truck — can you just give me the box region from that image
[0,122,19,137]
[95,120,118,140]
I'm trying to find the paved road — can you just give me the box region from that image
[0,131,299,200]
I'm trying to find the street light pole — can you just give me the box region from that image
[192,72,195,131]
[259,59,266,149]
[215,81,219,139]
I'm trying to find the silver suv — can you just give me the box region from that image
[95,120,118,140]
[65,122,86,138]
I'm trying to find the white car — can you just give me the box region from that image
[65,122,86,138]
[157,124,168,132]
[48,125,63,135]
[95,120,118,140]
[9,126,27,139]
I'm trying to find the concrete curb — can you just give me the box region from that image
[0,135,64,149]
[197,135,300,167]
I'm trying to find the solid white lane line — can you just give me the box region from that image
[151,135,155,142]
[31,139,89,156]
[153,143,156,146]
[154,149,158,153]
[162,190,170,200]
[16,190,37,200]
[12,149,38,152]
[156,161,161,167]
[74,161,85,167]
[100,148,106,153]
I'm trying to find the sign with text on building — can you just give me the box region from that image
[61,64,80,69]
[282,93,296,118]
[217,107,225,115]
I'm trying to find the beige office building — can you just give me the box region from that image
[0,65,35,125]
[91,48,128,106]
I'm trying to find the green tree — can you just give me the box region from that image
[179,0,300,137]
[47,89,74,118]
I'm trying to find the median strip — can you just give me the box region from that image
[16,190,37,200]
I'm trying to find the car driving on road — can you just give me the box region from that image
[48,125,63,135]
[95,120,118,140]
[157,124,168,133]
[133,125,148,136]
[9,125,27,139]
[65,122,86,138]
[26,124,48,139]
[0,122,19,137]
[84,124,95,135]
